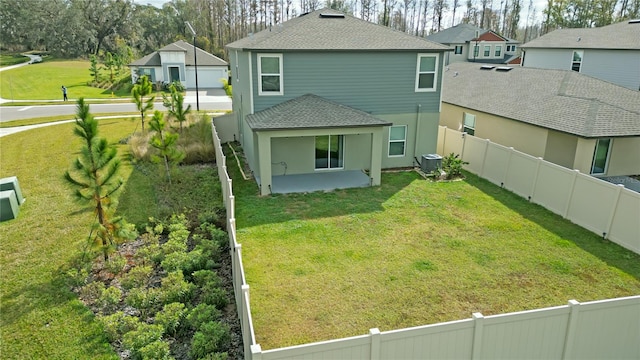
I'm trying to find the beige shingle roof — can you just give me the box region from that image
[522,21,640,50]
[129,40,228,67]
[247,94,392,131]
[226,9,448,51]
[442,62,640,137]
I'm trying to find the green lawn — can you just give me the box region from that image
[0,117,222,358]
[0,53,29,67]
[229,153,640,349]
[0,59,135,100]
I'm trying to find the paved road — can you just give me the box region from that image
[0,97,232,122]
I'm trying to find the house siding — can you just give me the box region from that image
[544,130,578,169]
[523,48,640,90]
[607,137,640,176]
[251,51,443,115]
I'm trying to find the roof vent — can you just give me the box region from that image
[495,66,513,72]
[320,13,345,18]
[629,19,640,24]
[480,65,495,70]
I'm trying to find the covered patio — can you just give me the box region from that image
[256,170,370,194]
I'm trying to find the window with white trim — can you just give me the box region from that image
[495,45,502,57]
[463,113,476,136]
[571,50,583,72]
[415,54,438,92]
[473,45,479,57]
[590,138,611,174]
[257,53,283,95]
[454,45,463,55]
[388,125,407,157]
[483,45,491,57]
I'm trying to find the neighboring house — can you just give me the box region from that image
[521,20,640,91]
[426,23,520,65]
[440,62,640,177]
[128,40,228,89]
[223,9,448,195]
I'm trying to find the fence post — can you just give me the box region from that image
[460,132,468,162]
[229,195,235,221]
[479,139,491,177]
[242,285,252,358]
[563,170,581,219]
[250,344,262,360]
[370,328,381,360]
[604,184,625,239]
[529,157,543,201]
[471,312,484,360]
[562,300,581,360]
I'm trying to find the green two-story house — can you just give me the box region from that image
[223,9,448,195]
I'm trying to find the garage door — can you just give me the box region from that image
[186,68,226,88]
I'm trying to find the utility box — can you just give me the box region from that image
[0,176,24,205]
[421,154,442,173]
[0,190,19,221]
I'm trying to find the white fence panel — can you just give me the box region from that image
[380,319,474,359]
[566,175,620,235]
[461,136,489,175]
[504,151,538,199]
[482,142,511,186]
[531,162,576,217]
[443,128,465,156]
[568,296,640,360]
[608,190,640,253]
[259,335,371,360]
[479,307,569,359]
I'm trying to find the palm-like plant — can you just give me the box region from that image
[64,98,136,260]
[132,75,155,132]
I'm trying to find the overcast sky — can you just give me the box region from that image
[132,0,547,27]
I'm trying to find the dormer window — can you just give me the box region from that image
[258,54,283,95]
[415,54,438,92]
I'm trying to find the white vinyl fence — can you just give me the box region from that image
[437,126,640,255]
[211,122,257,358]
[251,296,640,360]
[212,121,640,360]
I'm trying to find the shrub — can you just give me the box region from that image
[96,286,122,314]
[129,131,154,162]
[122,323,164,360]
[136,243,164,265]
[98,311,140,342]
[160,271,195,304]
[105,254,127,275]
[121,265,153,290]
[200,282,228,310]
[187,304,222,330]
[155,302,187,336]
[189,321,231,359]
[441,153,469,180]
[139,340,174,360]
[191,270,221,287]
[126,287,163,317]
[79,281,105,304]
[194,239,221,266]
[221,78,232,97]
[160,251,190,273]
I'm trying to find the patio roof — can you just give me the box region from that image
[246,94,392,131]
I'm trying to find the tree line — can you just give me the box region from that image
[1,0,638,62]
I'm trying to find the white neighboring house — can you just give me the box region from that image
[521,20,640,91]
[128,40,228,89]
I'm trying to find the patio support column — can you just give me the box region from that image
[257,132,272,195]
[370,129,383,186]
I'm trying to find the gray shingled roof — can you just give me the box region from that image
[426,23,519,44]
[129,40,228,67]
[522,20,640,49]
[246,94,392,131]
[226,9,448,51]
[442,62,640,137]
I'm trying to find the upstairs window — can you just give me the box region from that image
[495,45,502,57]
[454,45,463,55]
[484,45,491,57]
[415,54,438,92]
[571,50,583,72]
[258,54,283,95]
[388,125,407,156]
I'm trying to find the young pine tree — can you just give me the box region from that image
[64,98,136,260]
[132,75,155,132]
[167,84,191,132]
[148,111,185,185]
[89,54,99,83]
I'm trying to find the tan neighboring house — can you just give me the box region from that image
[440,62,640,177]
[128,40,228,89]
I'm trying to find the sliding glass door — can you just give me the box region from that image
[315,135,344,170]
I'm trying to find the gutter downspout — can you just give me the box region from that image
[414,104,422,166]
